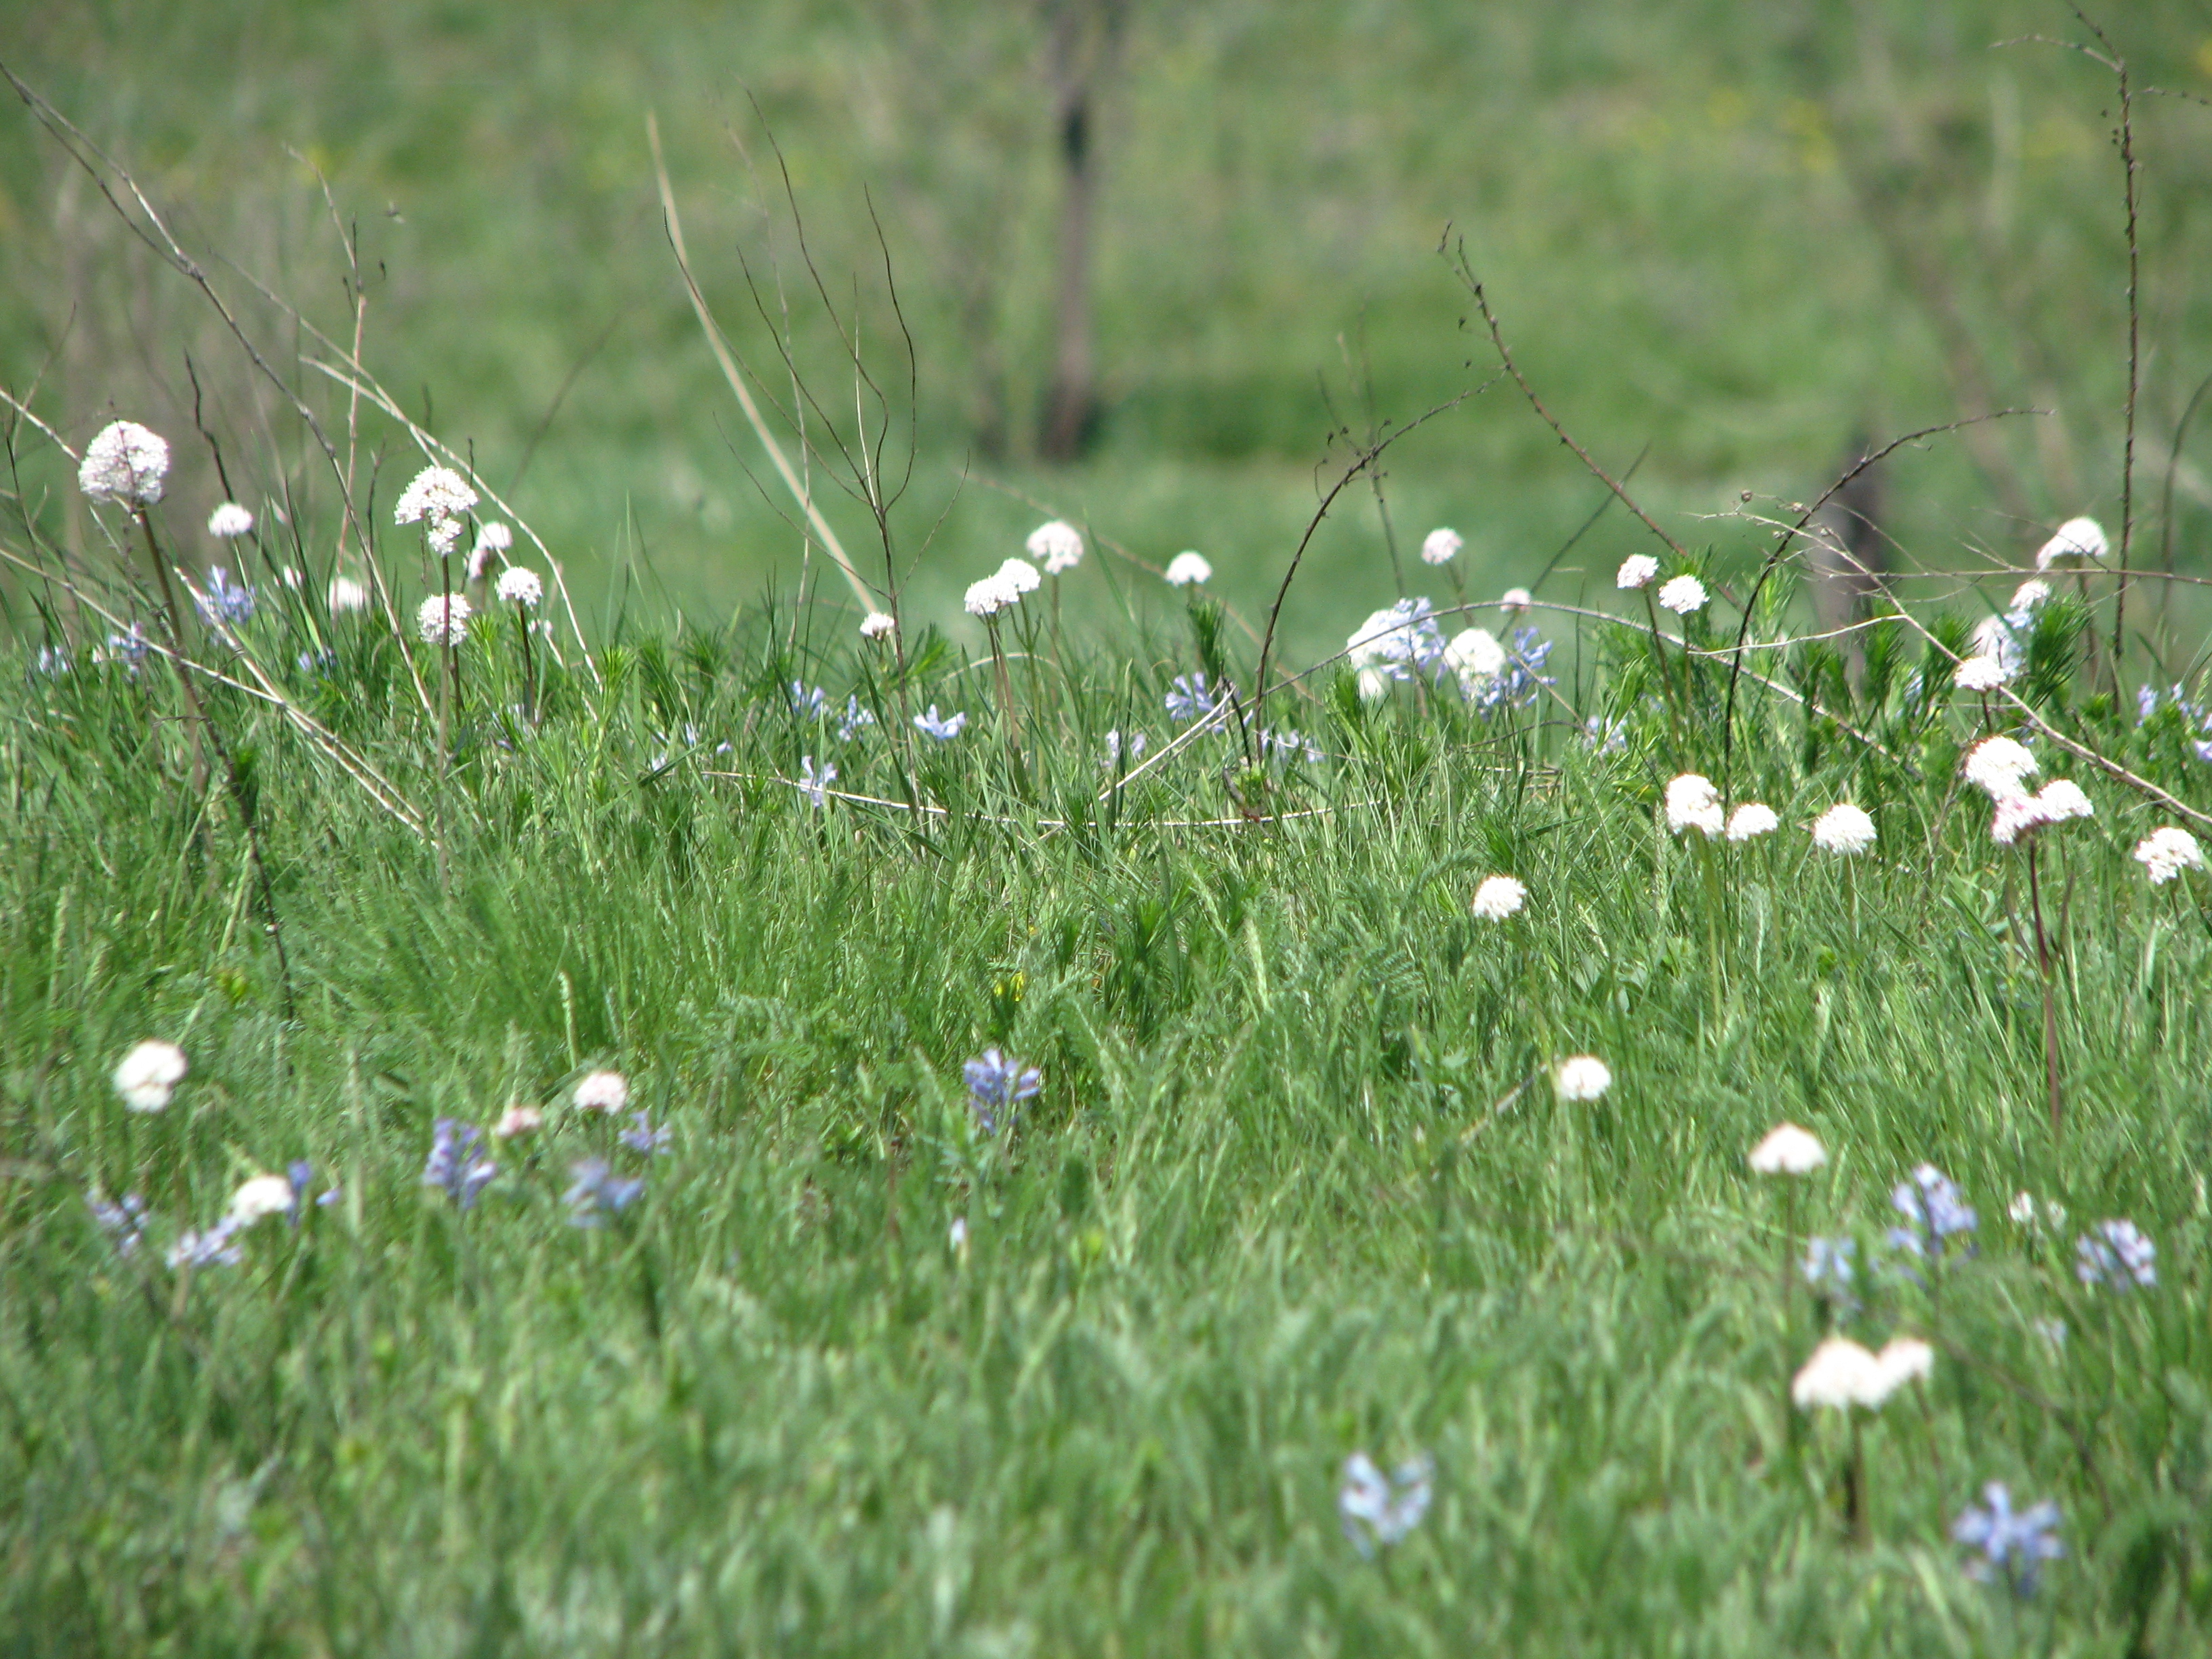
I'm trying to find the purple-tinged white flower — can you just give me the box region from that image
[113,1040,187,1113]
[619,1111,669,1155]
[1166,672,1229,729]
[1420,527,1462,566]
[1339,1453,1433,1557]
[2074,1219,2155,1290]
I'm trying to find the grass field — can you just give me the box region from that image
[7,4,2212,1654]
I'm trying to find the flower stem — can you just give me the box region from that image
[2026,841,2063,1134]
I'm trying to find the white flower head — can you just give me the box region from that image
[1471,874,1526,921]
[964,573,1018,617]
[1992,779,2091,847]
[1164,551,1212,587]
[1953,655,2010,692]
[1969,616,2015,666]
[573,1070,628,1114]
[79,420,170,506]
[1725,802,1780,842]
[474,520,513,556]
[1665,773,1725,838]
[329,577,370,615]
[2036,779,2093,822]
[207,502,254,539]
[2135,826,2205,885]
[228,1172,297,1228]
[2034,516,2108,571]
[416,594,472,645]
[1748,1122,1826,1176]
[1025,519,1084,575]
[1868,1338,1934,1401]
[1811,802,1876,855]
[1498,587,1533,614]
[1791,1336,1881,1410]
[859,610,897,639]
[2009,1191,2067,1231]
[493,1103,544,1139]
[1616,554,1660,591]
[1963,735,2038,800]
[1555,1055,1612,1102]
[1658,575,1708,616]
[1420,527,1462,566]
[2009,579,2052,612]
[1356,666,1391,703]
[112,1039,188,1113]
[995,556,1043,596]
[393,465,478,530]
[495,567,543,608]
[1443,627,1506,697]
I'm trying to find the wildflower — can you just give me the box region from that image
[1470,874,1526,921]
[1810,803,1876,855]
[573,1071,629,1114]
[1889,1163,1978,1265]
[837,697,876,742]
[2009,577,2051,614]
[949,1216,969,1251]
[1802,1237,1859,1313]
[2075,1219,2156,1290]
[964,1048,1042,1135]
[995,556,1043,596]
[2008,1192,2066,1231]
[1339,1453,1434,1558]
[1954,655,2009,692]
[1101,729,1149,768]
[495,567,542,607]
[207,502,253,539]
[1582,714,1626,754]
[914,705,968,741]
[1166,672,1228,729]
[565,1158,644,1227]
[1954,1484,2064,1595]
[472,520,512,563]
[98,624,150,672]
[1791,1335,1932,1410]
[492,1103,543,1139]
[1498,587,1533,614]
[1025,520,1084,575]
[1357,667,1391,702]
[32,644,70,678]
[1616,554,1660,590]
[1347,598,1444,678]
[228,1172,297,1229]
[1420,527,1462,565]
[2135,826,2205,885]
[394,466,477,558]
[1443,626,1506,698]
[112,1040,188,1113]
[1991,779,2092,846]
[197,567,258,628]
[2034,516,2106,571]
[1664,773,1725,838]
[1748,1122,1826,1176]
[1725,802,1780,842]
[422,1118,497,1210]
[1963,736,2037,800]
[79,421,171,506]
[87,1190,150,1256]
[1163,551,1212,586]
[799,754,837,808]
[1259,726,1322,765]
[788,682,828,720]
[416,594,471,646]
[285,1160,341,1219]
[329,577,369,614]
[1474,627,1554,714]
[1657,575,1708,615]
[165,1216,245,1270]
[619,1110,669,1155]
[964,573,1019,617]
[1554,1055,1612,1101]
[859,609,897,639]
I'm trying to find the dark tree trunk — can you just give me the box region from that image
[1038,0,1126,462]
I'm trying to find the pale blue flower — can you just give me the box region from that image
[1582,714,1626,754]
[1888,1163,1977,1266]
[2074,1219,2155,1290]
[800,754,836,808]
[619,1111,668,1155]
[837,696,876,742]
[422,1118,497,1211]
[102,624,150,672]
[1475,628,1555,714]
[1339,1452,1433,1558]
[964,1048,1041,1135]
[914,705,967,741]
[1260,726,1322,765]
[165,1214,245,1269]
[87,1190,149,1256]
[1101,729,1148,769]
[196,567,256,626]
[1165,672,1228,729]
[788,682,827,720]
[33,644,70,677]
[565,1158,645,1227]
[1953,1483,2063,1595]
[1802,1236,1860,1315]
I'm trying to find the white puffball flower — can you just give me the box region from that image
[995,556,1043,596]
[1963,735,2039,800]
[1498,587,1534,614]
[495,567,543,608]
[2135,826,2205,885]
[79,420,171,506]
[1658,575,1708,616]
[1555,1055,1613,1102]
[394,465,478,530]
[1164,551,1213,587]
[1869,1338,1934,1401]
[859,610,897,639]
[1791,1337,1881,1410]
[1665,773,1725,838]
[416,594,472,645]
[1725,802,1780,842]
[1616,554,1660,591]
[1471,875,1527,921]
[1996,779,2092,846]
[1356,667,1391,703]
[2035,516,2108,571]
[1810,802,1876,855]
[474,520,513,556]
[329,577,370,614]
[2010,578,2052,612]
[228,1172,297,1228]
[1444,627,1506,697]
[493,1103,544,1139]
[207,502,254,539]
[1420,527,1463,566]
[1748,1122,1827,1176]
[1953,655,2010,692]
[964,573,1017,617]
[2036,779,2093,822]
[1025,519,1084,575]
[1968,615,2013,664]
[112,1039,188,1113]
[573,1071,629,1114]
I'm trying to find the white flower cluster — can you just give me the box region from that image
[1470,874,1525,920]
[1810,802,1877,855]
[417,594,472,645]
[1962,735,2091,846]
[1748,1122,1826,1176]
[112,1039,188,1113]
[1025,520,1084,575]
[1554,1055,1612,1101]
[1616,554,1660,591]
[859,610,897,639]
[1443,627,1505,699]
[1664,773,1724,837]
[78,420,171,506]
[495,567,543,608]
[394,464,478,557]
[1656,575,1708,616]
[1420,527,1462,566]
[965,558,1039,618]
[2134,826,2205,886]
[207,502,254,539]
[1164,551,1212,587]
[329,577,370,615]
[1790,1334,1934,1410]
[573,1070,629,1113]
[2034,516,2106,571]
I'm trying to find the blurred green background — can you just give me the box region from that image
[5,1,2212,657]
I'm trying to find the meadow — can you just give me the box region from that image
[6,4,2212,1656]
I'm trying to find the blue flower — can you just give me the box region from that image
[1887,1163,1977,1267]
[102,624,150,672]
[1476,628,1555,714]
[1582,714,1626,754]
[1801,1236,1860,1315]
[2074,1219,2156,1290]
[295,648,337,678]
[196,567,257,626]
[963,1048,1042,1135]
[1165,672,1229,729]
[788,682,827,720]
[618,1111,668,1155]
[799,754,837,808]
[422,1118,497,1211]
[1101,729,1149,769]
[565,1158,645,1227]
[1952,1482,2063,1595]
[914,704,968,741]
[1260,726,1322,765]
[1339,1452,1433,1558]
[87,1190,149,1257]
[33,644,70,677]
[165,1214,245,1270]
[837,696,876,742]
